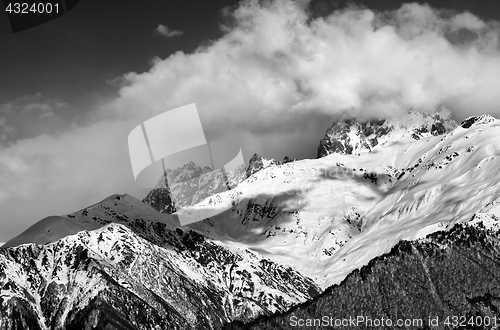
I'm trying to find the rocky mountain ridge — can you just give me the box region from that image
[0,194,319,329]
[317,107,457,158]
[143,155,296,215]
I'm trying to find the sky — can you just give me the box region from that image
[1,0,500,241]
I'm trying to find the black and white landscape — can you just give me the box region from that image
[2,0,500,329]
[2,111,500,329]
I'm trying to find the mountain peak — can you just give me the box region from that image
[246,154,277,177]
[460,114,498,129]
[317,107,457,158]
[246,154,296,177]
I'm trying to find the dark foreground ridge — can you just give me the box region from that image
[0,195,320,330]
[225,221,500,329]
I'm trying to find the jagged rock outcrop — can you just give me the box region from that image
[317,107,457,158]
[142,183,177,214]
[246,154,296,177]
[460,114,498,129]
[246,154,278,178]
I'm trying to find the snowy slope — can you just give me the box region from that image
[226,217,500,330]
[320,117,500,286]
[2,216,100,249]
[186,115,500,288]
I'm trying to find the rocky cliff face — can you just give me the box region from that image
[246,154,296,178]
[226,218,500,330]
[142,183,177,214]
[317,107,457,158]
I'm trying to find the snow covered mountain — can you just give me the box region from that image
[0,195,318,329]
[143,155,295,215]
[185,112,500,289]
[317,106,457,157]
[246,154,296,178]
[2,110,500,329]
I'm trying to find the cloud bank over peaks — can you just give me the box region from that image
[116,0,500,133]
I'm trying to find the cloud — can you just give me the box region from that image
[0,121,147,240]
[450,12,486,31]
[0,94,72,144]
[155,24,183,38]
[0,116,16,143]
[117,1,500,127]
[1,0,500,241]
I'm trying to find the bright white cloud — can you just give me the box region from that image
[155,24,183,38]
[1,1,500,241]
[119,0,500,127]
